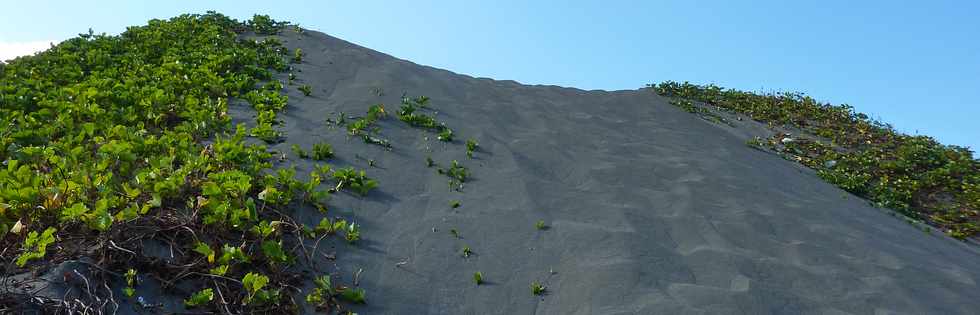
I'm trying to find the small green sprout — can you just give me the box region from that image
[437,128,454,142]
[466,138,478,157]
[291,144,309,159]
[461,245,472,258]
[299,84,312,96]
[426,156,435,167]
[474,271,484,285]
[535,220,547,230]
[293,48,303,63]
[124,268,137,297]
[531,281,546,295]
[345,222,361,243]
[450,228,460,238]
[305,275,333,306]
[312,142,333,160]
[450,200,461,209]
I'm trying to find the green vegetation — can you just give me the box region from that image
[299,84,312,96]
[242,272,279,305]
[346,104,392,149]
[247,14,289,35]
[0,12,363,312]
[438,160,469,191]
[462,245,473,258]
[654,81,980,239]
[311,142,334,160]
[340,287,367,304]
[292,47,304,63]
[345,221,361,243]
[333,167,379,196]
[535,220,548,230]
[668,99,731,126]
[451,200,461,209]
[291,144,309,159]
[184,288,215,308]
[466,138,479,158]
[397,95,454,142]
[473,271,484,285]
[531,281,546,296]
[14,227,56,267]
[123,269,137,297]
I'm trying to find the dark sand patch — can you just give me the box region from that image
[244,29,980,314]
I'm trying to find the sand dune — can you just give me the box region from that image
[229,29,980,314]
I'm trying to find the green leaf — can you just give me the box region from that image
[184,288,214,307]
[193,242,215,264]
[261,239,290,264]
[60,203,89,222]
[340,287,366,304]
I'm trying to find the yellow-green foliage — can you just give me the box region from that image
[0,12,363,312]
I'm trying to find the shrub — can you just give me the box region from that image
[248,14,289,35]
[0,12,361,311]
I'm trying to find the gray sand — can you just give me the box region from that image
[247,29,980,314]
[23,28,978,314]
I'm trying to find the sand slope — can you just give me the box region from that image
[243,29,980,314]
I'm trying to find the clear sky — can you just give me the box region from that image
[1,1,977,152]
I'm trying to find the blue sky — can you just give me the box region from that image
[1,1,977,151]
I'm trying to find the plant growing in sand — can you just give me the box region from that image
[466,138,479,158]
[312,142,334,160]
[305,275,334,307]
[292,48,304,63]
[332,167,378,196]
[531,281,546,296]
[340,287,367,304]
[345,221,361,243]
[535,220,548,230]
[474,272,484,285]
[299,84,312,96]
[397,95,454,141]
[0,13,371,312]
[291,144,309,159]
